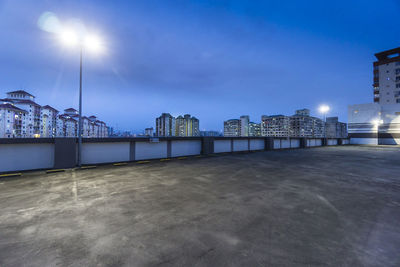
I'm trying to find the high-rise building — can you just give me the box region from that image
[224,119,240,136]
[0,103,28,138]
[290,109,326,138]
[5,90,41,137]
[40,105,58,137]
[157,113,199,137]
[240,115,249,136]
[175,114,200,136]
[261,115,290,137]
[145,127,154,136]
[261,109,330,138]
[175,115,185,136]
[348,47,400,145]
[295,108,310,116]
[156,113,175,137]
[1,90,108,138]
[248,122,261,136]
[191,116,200,137]
[372,47,400,104]
[326,117,347,138]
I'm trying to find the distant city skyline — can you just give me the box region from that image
[1,0,399,132]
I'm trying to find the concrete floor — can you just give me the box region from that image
[0,146,399,267]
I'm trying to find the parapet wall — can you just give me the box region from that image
[0,137,349,173]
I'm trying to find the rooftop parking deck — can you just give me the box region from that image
[0,146,399,266]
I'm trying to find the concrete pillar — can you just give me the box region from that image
[167,140,172,158]
[201,137,214,155]
[338,138,343,145]
[300,138,306,148]
[322,138,327,146]
[264,137,273,150]
[54,138,77,169]
[129,141,136,161]
[230,139,234,152]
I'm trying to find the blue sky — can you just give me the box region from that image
[0,0,399,132]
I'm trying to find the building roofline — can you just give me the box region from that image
[6,90,34,97]
[42,105,59,112]
[0,103,28,112]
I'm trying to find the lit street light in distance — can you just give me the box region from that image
[58,28,105,54]
[318,105,330,115]
[318,104,330,122]
[371,119,383,129]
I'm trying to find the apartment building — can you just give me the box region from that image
[0,103,28,138]
[156,113,176,137]
[248,122,261,137]
[40,105,58,137]
[156,113,200,137]
[349,47,400,144]
[240,115,249,136]
[373,47,400,104]
[326,117,347,138]
[224,119,240,137]
[175,114,200,137]
[145,127,154,136]
[1,90,109,138]
[223,115,255,137]
[261,109,330,138]
[4,90,41,137]
[261,115,290,137]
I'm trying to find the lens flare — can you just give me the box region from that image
[84,34,104,53]
[37,12,61,33]
[59,29,79,47]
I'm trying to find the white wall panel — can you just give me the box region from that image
[233,139,248,151]
[82,142,130,164]
[315,139,322,146]
[281,139,290,149]
[350,138,378,145]
[290,139,300,148]
[0,143,54,172]
[136,141,168,160]
[249,139,264,150]
[308,139,316,147]
[214,140,231,153]
[273,139,281,149]
[327,139,337,146]
[171,140,201,157]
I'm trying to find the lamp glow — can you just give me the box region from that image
[59,29,79,47]
[371,119,383,126]
[84,34,103,53]
[318,105,330,114]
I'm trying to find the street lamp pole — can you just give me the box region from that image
[56,27,103,166]
[78,46,83,166]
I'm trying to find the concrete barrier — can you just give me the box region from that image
[250,139,264,150]
[82,142,130,164]
[214,140,231,153]
[0,136,349,173]
[135,141,168,160]
[290,139,300,148]
[233,139,248,152]
[0,143,54,172]
[171,140,201,157]
[327,139,338,146]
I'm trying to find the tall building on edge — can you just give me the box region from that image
[348,47,400,145]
